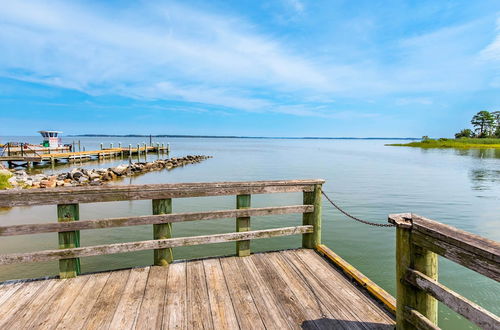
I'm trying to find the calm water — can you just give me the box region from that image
[1,136,499,329]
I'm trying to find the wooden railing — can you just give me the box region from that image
[389,213,500,330]
[0,180,323,279]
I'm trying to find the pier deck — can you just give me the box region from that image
[0,145,169,167]
[0,249,395,329]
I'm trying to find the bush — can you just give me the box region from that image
[0,170,13,190]
[455,129,473,138]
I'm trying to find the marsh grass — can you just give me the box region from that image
[387,138,500,149]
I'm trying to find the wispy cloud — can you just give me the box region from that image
[0,1,498,119]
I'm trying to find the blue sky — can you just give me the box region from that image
[1,0,499,137]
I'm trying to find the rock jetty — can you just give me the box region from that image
[5,155,211,189]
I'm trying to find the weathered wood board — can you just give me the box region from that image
[0,249,395,329]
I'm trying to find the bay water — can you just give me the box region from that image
[0,136,498,328]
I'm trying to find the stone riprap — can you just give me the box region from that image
[4,155,211,189]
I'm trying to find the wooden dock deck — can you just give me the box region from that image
[0,180,498,329]
[0,249,394,329]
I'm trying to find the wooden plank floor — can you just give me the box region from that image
[0,249,395,329]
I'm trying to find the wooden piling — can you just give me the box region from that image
[393,214,438,329]
[236,194,251,257]
[302,184,322,248]
[152,199,173,266]
[57,204,81,278]
[78,140,81,152]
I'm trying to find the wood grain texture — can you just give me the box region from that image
[0,179,325,207]
[220,257,265,330]
[0,282,22,306]
[28,275,89,328]
[135,266,169,330]
[153,199,173,266]
[263,252,338,330]
[406,269,500,330]
[413,231,499,282]
[83,269,131,329]
[203,258,240,329]
[163,261,187,330]
[0,226,313,264]
[55,272,111,329]
[236,256,291,329]
[403,307,440,330]
[0,280,51,328]
[57,203,80,278]
[186,260,213,329]
[110,267,150,329]
[302,184,322,248]
[250,253,310,327]
[0,205,313,236]
[412,214,500,263]
[3,279,65,329]
[292,249,395,327]
[315,244,396,314]
[236,194,251,257]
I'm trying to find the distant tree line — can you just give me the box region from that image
[455,110,500,138]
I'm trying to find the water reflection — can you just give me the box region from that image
[453,148,500,159]
[469,169,500,191]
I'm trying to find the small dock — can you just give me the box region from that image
[0,180,498,329]
[0,249,394,329]
[0,144,169,167]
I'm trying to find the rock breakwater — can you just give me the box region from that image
[5,155,211,189]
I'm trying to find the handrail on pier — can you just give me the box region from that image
[389,213,500,330]
[0,180,324,278]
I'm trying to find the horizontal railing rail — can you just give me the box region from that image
[0,180,323,279]
[0,205,313,236]
[389,213,500,330]
[0,226,313,265]
[0,179,324,207]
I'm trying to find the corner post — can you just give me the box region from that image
[57,204,81,278]
[390,213,438,329]
[236,194,251,256]
[302,184,322,248]
[153,199,173,266]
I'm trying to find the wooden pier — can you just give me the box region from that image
[0,180,498,329]
[0,144,169,167]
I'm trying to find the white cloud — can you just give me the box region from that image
[0,1,497,117]
[481,17,500,61]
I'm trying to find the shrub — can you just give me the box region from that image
[0,170,13,190]
[455,129,473,138]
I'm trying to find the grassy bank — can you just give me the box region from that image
[387,138,500,149]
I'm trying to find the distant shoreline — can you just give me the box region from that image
[64,134,418,140]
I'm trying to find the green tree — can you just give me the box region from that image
[492,111,500,137]
[471,110,495,137]
[455,129,473,138]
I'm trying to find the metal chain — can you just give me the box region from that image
[321,191,395,227]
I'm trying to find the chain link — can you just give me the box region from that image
[321,191,395,227]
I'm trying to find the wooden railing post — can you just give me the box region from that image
[236,194,251,257]
[57,204,80,278]
[390,213,438,329]
[152,199,173,266]
[302,184,322,248]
